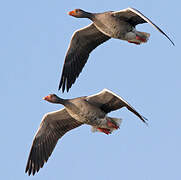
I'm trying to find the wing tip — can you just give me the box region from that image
[171,40,175,46]
[25,166,32,176]
[164,34,175,46]
[25,160,43,176]
[141,116,148,126]
[58,86,65,93]
[58,79,64,92]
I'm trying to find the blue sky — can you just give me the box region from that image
[0,0,180,179]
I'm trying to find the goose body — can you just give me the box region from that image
[90,11,133,39]
[62,97,106,126]
[59,7,174,92]
[25,89,147,175]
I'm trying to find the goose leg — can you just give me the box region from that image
[128,40,141,45]
[136,35,147,42]
[97,128,111,135]
[107,120,119,129]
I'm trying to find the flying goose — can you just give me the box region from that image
[25,89,147,175]
[59,7,174,92]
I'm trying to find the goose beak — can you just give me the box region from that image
[43,96,48,101]
[68,10,75,16]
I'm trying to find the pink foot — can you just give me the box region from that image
[97,128,111,135]
[107,120,119,129]
[136,35,146,42]
[128,40,140,45]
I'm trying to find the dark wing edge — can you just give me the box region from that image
[58,23,110,92]
[112,7,174,46]
[87,89,148,124]
[128,7,175,46]
[125,104,148,125]
[25,109,82,176]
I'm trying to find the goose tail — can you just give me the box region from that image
[128,31,150,45]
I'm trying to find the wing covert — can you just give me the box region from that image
[87,89,147,123]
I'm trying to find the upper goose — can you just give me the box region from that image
[59,7,175,92]
[25,89,147,175]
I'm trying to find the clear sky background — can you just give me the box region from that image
[0,0,180,179]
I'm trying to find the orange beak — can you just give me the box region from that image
[43,95,49,101]
[68,10,76,16]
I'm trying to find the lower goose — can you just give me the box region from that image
[25,89,147,175]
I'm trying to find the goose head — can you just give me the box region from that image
[68,9,91,18]
[43,94,63,104]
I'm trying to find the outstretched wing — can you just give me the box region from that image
[112,7,174,45]
[25,108,82,176]
[59,23,110,92]
[86,89,147,124]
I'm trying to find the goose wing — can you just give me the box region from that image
[86,89,147,124]
[59,23,110,92]
[112,7,174,45]
[25,108,82,175]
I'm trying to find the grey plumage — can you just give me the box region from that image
[59,7,174,92]
[25,89,147,175]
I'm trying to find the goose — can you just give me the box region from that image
[59,7,175,92]
[25,89,147,175]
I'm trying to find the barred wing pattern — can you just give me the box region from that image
[59,23,110,92]
[25,109,82,175]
